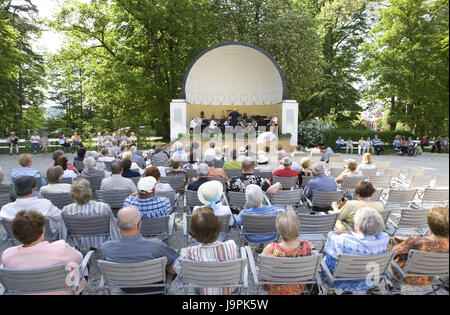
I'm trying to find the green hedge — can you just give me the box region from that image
[324,128,415,148]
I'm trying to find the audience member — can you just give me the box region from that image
[262,210,312,295]
[298,157,313,187]
[71,131,83,153]
[358,137,366,155]
[40,133,49,154]
[237,146,247,162]
[335,159,362,184]
[100,159,137,194]
[203,154,228,181]
[123,176,171,218]
[359,153,376,170]
[51,150,79,175]
[30,131,41,154]
[182,151,199,170]
[223,149,242,170]
[187,164,211,191]
[74,147,87,162]
[39,166,72,198]
[0,176,61,235]
[98,148,115,163]
[1,210,86,295]
[432,136,442,153]
[270,156,298,185]
[122,151,144,175]
[303,163,337,205]
[7,131,20,155]
[55,155,78,182]
[166,155,188,186]
[121,158,141,178]
[335,136,345,153]
[323,207,389,294]
[130,146,146,169]
[151,146,170,165]
[173,207,240,295]
[81,156,107,181]
[11,153,46,188]
[372,135,384,155]
[61,178,120,249]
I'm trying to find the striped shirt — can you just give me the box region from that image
[234,206,284,242]
[123,195,171,218]
[173,240,240,295]
[61,201,120,249]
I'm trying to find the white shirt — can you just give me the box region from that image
[98,156,115,163]
[204,148,216,157]
[30,136,40,143]
[63,169,78,182]
[209,120,218,129]
[360,163,376,170]
[0,197,62,234]
[39,183,72,198]
[272,117,278,124]
[190,119,198,129]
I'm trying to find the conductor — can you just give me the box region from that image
[228,109,240,127]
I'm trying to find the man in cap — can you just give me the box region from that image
[123,176,171,218]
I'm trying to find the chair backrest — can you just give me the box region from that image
[375,161,391,170]
[434,175,449,188]
[86,176,104,192]
[257,171,273,179]
[96,190,130,209]
[40,192,73,209]
[129,177,141,186]
[160,176,185,191]
[227,191,247,209]
[272,176,297,189]
[403,250,449,278]
[409,176,433,189]
[213,160,225,169]
[311,191,343,208]
[333,251,396,281]
[405,168,426,180]
[178,257,247,288]
[59,177,73,184]
[151,160,170,167]
[185,190,203,208]
[328,153,341,158]
[383,168,401,178]
[103,161,112,172]
[225,169,242,178]
[298,213,339,235]
[340,176,364,191]
[397,209,429,229]
[368,175,392,189]
[0,263,72,295]
[185,214,231,235]
[185,169,198,181]
[257,254,321,284]
[328,162,344,170]
[98,258,167,291]
[270,190,302,207]
[421,188,449,204]
[209,177,227,185]
[300,176,314,189]
[140,216,170,237]
[73,160,85,172]
[329,168,342,179]
[370,189,384,202]
[156,190,176,209]
[242,214,278,234]
[62,214,111,238]
[0,193,10,209]
[310,156,322,163]
[385,189,417,205]
[361,169,377,178]
[378,209,391,224]
[329,156,343,163]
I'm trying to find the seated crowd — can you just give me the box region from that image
[0,140,448,296]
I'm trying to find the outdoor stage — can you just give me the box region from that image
[170,42,299,148]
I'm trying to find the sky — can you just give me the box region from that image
[32,0,64,53]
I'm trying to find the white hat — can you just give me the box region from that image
[239,146,247,154]
[137,176,156,193]
[197,180,223,206]
[257,153,268,164]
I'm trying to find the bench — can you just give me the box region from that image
[0,139,26,150]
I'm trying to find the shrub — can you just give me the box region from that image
[298,120,331,147]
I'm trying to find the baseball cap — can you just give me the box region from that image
[137,176,156,193]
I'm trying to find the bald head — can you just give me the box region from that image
[117,206,141,234]
[242,160,255,174]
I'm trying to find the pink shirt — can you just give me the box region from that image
[1,240,86,295]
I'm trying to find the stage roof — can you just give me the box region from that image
[179,42,288,106]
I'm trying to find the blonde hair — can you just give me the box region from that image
[427,206,449,238]
[70,178,92,205]
[276,210,301,241]
[18,154,32,167]
[363,153,373,165]
[300,157,311,170]
[122,151,132,161]
[346,159,358,172]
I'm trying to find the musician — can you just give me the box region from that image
[229,109,240,127]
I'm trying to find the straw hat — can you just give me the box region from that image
[197,180,224,206]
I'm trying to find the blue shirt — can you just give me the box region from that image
[123,195,171,218]
[101,234,178,264]
[304,174,337,199]
[323,232,389,291]
[10,168,47,197]
[235,205,284,243]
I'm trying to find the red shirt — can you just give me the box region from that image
[50,162,79,175]
[270,167,299,184]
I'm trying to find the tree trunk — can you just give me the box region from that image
[162,111,170,139]
[16,72,24,137]
[389,96,396,130]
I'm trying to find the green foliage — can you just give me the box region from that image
[298,120,331,147]
[323,128,415,148]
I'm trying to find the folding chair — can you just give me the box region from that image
[85,176,104,195]
[40,192,73,209]
[177,247,248,295]
[156,190,177,211]
[59,177,74,184]
[213,160,225,169]
[383,189,417,210]
[257,171,273,180]
[239,214,278,246]
[385,208,429,237]
[419,188,449,208]
[305,191,343,213]
[300,176,314,189]
[272,176,298,190]
[328,156,343,163]
[388,250,449,295]
[370,189,384,202]
[367,175,392,190]
[328,168,342,179]
[183,214,231,245]
[270,190,302,209]
[227,191,248,210]
[185,169,197,182]
[341,210,391,232]
[140,215,176,242]
[383,168,401,180]
[246,246,322,295]
[328,162,344,170]
[361,169,377,179]
[298,213,339,245]
[151,160,170,167]
[129,177,141,187]
[96,190,131,210]
[0,193,10,209]
[160,176,185,192]
[73,160,85,173]
[184,190,203,213]
[98,257,170,295]
[434,175,449,188]
[1,218,58,246]
[0,251,93,295]
[340,176,364,193]
[62,214,111,250]
[375,161,391,171]
[225,169,242,178]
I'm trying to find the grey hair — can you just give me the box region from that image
[117,207,142,231]
[83,156,97,169]
[311,163,325,175]
[0,166,4,184]
[174,142,183,151]
[130,146,137,153]
[245,184,264,208]
[203,155,214,167]
[281,156,292,167]
[86,151,98,160]
[197,163,210,176]
[354,207,385,236]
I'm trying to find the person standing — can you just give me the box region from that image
[30,131,41,154]
[229,109,240,127]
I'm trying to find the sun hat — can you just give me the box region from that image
[137,176,157,193]
[239,146,247,154]
[257,152,269,164]
[197,180,224,210]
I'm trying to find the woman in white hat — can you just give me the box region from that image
[237,146,247,162]
[193,180,234,243]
